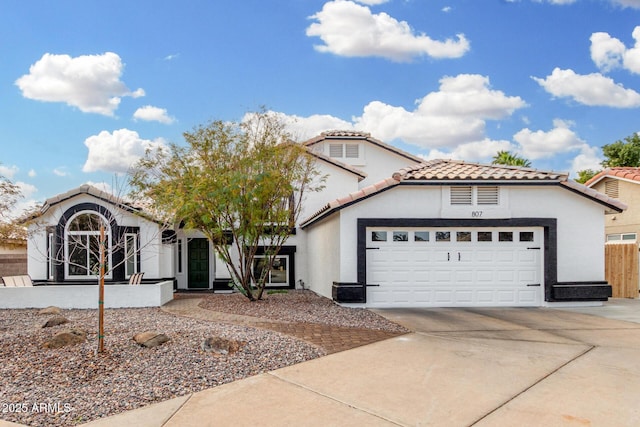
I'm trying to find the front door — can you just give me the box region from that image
[188,238,210,289]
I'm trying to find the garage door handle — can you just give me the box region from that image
[366,247,380,250]
[365,284,380,287]
[527,284,541,287]
[447,252,450,261]
[527,247,541,250]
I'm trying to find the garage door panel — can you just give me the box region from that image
[366,227,543,308]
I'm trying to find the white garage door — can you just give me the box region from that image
[366,227,543,308]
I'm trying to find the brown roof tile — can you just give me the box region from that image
[397,159,567,181]
[585,167,640,187]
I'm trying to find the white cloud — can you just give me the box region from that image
[306,0,469,62]
[590,27,640,74]
[15,52,144,116]
[354,74,526,148]
[163,53,180,61]
[570,145,603,177]
[0,165,18,179]
[276,74,525,161]
[83,129,167,174]
[84,181,114,194]
[415,139,515,164]
[532,67,640,107]
[610,0,640,8]
[53,168,68,177]
[256,111,354,141]
[355,0,389,4]
[133,105,176,124]
[513,119,585,160]
[28,169,36,178]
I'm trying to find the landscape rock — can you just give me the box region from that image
[201,336,244,355]
[42,315,69,328]
[133,331,170,348]
[42,329,87,349]
[38,306,62,315]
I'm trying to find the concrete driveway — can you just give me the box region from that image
[74,301,640,427]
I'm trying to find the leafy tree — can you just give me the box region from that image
[601,132,640,167]
[574,169,599,184]
[0,169,25,245]
[129,110,323,301]
[491,150,531,167]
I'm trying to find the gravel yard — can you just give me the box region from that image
[0,290,404,427]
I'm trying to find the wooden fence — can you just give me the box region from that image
[605,243,639,299]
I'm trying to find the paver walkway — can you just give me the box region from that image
[161,297,405,354]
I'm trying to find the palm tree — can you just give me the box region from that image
[492,151,531,167]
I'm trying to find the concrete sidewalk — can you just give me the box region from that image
[71,299,640,427]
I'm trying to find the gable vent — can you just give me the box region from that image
[451,186,473,205]
[604,180,619,199]
[477,186,499,205]
[345,143,359,158]
[329,143,343,158]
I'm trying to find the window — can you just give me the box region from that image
[477,231,493,242]
[253,255,288,287]
[393,231,408,241]
[177,239,183,273]
[372,231,387,242]
[414,231,429,242]
[519,232,534,242]
[450,186,500,206]
[436,231,451,242]
[604,180,619,199]
[65,212,111,278]
[457,231,472,242]
[125,233,138,277]
[607,233,637,242]
[47,232,54,280]
[498,232,513,242]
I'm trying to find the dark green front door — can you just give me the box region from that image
[188,238,209,289]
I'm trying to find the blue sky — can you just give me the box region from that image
[2,0,640,216]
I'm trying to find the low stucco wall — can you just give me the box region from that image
[0,281,174,309]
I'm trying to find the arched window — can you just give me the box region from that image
[65,212,112,279]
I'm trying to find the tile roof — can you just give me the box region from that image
[585,167,640,187]
[301,130,423,163]
[300,159,626,228]
[395,159,567,181]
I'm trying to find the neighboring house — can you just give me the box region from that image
[585,168,640,242]
[25,131,624,308]
[0,237,27,279]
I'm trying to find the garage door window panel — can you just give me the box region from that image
[477,231,493,242]
[414,231,429,242]
[393,231,408,242]
[372,231,387,242]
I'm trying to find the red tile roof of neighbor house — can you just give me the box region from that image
[585,167,640,187]
[302,130,424,164]
[300,159,627,228]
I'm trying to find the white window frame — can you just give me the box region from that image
[64,211,113,280]
[606,233,637,242]
[124,233,138,278]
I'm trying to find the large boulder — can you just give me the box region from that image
[133,331,170,348]
[42,315,69,328]
[42,329,87,349]
[201,336,244,355]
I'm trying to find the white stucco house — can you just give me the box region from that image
[25,131,625,308]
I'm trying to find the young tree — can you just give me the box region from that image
[129,110,323,301]
[491,151,531,167]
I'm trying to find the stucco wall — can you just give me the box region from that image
[27,194,166,281]
[593,178,640,238]
[305,214,341,299]
[0,281,174,309]
[320,184,606,288]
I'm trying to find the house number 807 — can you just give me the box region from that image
[471,211,483,217]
